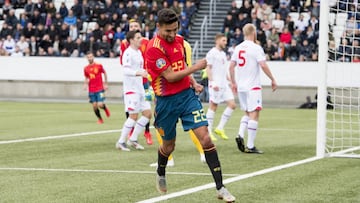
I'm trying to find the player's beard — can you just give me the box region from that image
[166,36,175,43]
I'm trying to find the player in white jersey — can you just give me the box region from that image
[205,33,236,141]
[116,30,152,151]
[229,24,277,154]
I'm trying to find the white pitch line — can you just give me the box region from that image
[0,129,121,145]
[0,167,239,177]
[137,156,322,203]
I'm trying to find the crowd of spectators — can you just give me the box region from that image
[0,0,199,57]
[223,0,360,62]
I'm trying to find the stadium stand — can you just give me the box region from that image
[0,0,197,57]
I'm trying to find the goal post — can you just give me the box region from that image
[317,0,360,158]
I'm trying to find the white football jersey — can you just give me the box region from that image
[206,47,228,87]
[122,47,145,94]
[231,40,266,91]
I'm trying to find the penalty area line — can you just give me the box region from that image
[0,167,239,177]
[0,129,121,145]
[137,156,322,203]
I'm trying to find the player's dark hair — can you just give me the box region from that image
[86,51,93,55]
[126,30,140,42]
[157,8,178,25]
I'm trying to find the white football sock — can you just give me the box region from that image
[206,109,215,133]
[216,107,234,130]
[118,118,136,143]
[129,116,150,141]
[247,120,258,149]
[238,115,249,138]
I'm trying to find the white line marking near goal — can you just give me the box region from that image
[0,167,239,177]
[0,130,121,145]
[137,156,322,203]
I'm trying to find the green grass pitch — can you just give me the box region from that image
[0,101,359,202]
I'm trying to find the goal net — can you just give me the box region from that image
[317,0,360,158]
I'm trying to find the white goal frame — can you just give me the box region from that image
[317,0,360,158]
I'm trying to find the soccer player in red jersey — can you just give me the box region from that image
[83,52,111,124]
[120,19,153,145]
[145,9,235,202]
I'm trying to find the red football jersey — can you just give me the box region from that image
[119,38,149,65]
[84,63,105,93]
[145,35,190,96]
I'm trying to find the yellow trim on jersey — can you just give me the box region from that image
[183,40,192,68]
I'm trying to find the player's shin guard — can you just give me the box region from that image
[204,144,223,190]
[157,147,169,176]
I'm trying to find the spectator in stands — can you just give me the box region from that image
[308,15,319,34]
[308,0,320,18]
[279,27,292,46]
[38,34,52,54]
[142,25,154,40]
[235,12,249,31]
[145,13,156,32]
[171,0,182,16]
[97,34,111,57]
[125,1,137,19]
[53,12,63,30]
[183,0,196,19]
[250,11,261,30]
[5,9,18,29]
[59,2,68,19]
[114,26,125,41]
[110,12,121,28]
[104,23,114,45]
[302,25,317,45]
[22,22,35,40]
[116,2,126,17]
[104,0,117,17]
[228,0,238,19]
[264,39,276,60]
[149,1,160,17]
[292,29,302,44]
[24,0,34,18]
[97,12,109,28]
[179,12,190,38]
[46,24,57,42]
[28,8,44,26]
[294,14,308,32]
[71,0,82,19]
[299,39,313,61]
[19,13,27,28]
[222,12,235,32]
[69,24,78,41]
[79,0,91,22]
[276,41,287,60]
[268,28,279,45]
[3,34,16,54]
[260,16,272,36]
[277,1,290,21]
[272,13,284,33]
[257,29,267,46]
[34,23,46,41]
[12,23,23,42]
[73,37,87,57]
[60,36,75,56]
[28,35,38,55]
[261,3,273,22]
[238,0,252,19]
[11,45,23,57]
[16,35,28,52]
[231,27,244,45]
[289,0,301,12]
[91,22,103,42]
[59,23,69,41]
[44,13,52,28]
[112,38,121,56]
[287,38,301,61]
[345,16,358,36]
[34,0,46,17]
[45,1,56,17]
[64,9,77,26]
[284,14,295,34]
